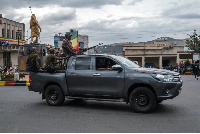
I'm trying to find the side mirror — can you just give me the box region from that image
[112,64,122,71]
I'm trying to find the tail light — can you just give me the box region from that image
[29,74,32,83]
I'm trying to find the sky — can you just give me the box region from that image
[0,0,200,47]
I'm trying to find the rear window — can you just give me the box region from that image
[75,57,91,70]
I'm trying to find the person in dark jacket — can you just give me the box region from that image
[193,61,199,80]
[3,66,8,74]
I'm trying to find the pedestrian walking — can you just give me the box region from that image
[193,61,199,80]
[0,66,3,73]
[3,66,8,74]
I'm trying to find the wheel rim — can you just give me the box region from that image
[48,90,59,104]
[135,93,149,107]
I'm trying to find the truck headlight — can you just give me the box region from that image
[151,74,173,82]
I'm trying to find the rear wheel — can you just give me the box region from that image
[45,85,65,106]
[129,87,157,113]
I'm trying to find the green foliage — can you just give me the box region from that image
[1,73,26,81]
[184,59,190,67]
[1,74,14,81]
[26,53,40,72]
[186,30,200,54]
[19,73,25,79]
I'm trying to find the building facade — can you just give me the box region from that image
[123,37,192,68]
[88,43,123,56]
[0,14,25,67]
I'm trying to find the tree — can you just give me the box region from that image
[186,30,200,60]
[184,59,190,67]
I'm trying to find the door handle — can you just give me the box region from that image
[71,73,76,75]
[93,73,100,76]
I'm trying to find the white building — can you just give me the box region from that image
[0,14,25,67]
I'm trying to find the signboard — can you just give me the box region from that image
[179,59,192,65]
[193,54,200,61]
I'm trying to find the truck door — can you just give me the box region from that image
[67,56,95,96]
[92,56,124,97]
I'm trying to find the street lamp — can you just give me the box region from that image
[16,30,21,72]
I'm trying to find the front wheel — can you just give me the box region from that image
[45,85,65,106]
[129,87,157,113]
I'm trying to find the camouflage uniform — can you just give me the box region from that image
[62,33,76,56]
[45,48,57,73]
[45,54,57,73]
[26,48,40,72]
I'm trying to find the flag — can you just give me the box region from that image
[70,31,79,52]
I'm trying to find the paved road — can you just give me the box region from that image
[0,75,200,133]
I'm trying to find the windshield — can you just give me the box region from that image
[110,55,140,68]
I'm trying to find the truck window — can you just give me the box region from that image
[96,57,117,71]
[75,57,91,70]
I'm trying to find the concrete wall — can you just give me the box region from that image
[11,52,18,67]
[162,46,184,54]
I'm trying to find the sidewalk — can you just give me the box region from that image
[0,75,30,86]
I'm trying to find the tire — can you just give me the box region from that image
[157,100,163,104]
[45,85,65,106]
[129,87,157,113]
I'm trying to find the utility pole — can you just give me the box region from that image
[27,30,29,44]
[144,42,145,67]
[16,30,21,73]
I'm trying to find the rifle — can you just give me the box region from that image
[77,43,103,55]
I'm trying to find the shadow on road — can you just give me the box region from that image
[52,99,181,114]
[63,99,132,112]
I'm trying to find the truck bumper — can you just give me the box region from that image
[157,80,183,100]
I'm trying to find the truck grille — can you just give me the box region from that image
[173,74,181,82]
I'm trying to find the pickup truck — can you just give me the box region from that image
[28,54,183,113]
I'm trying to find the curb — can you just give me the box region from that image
[0,81,30,86]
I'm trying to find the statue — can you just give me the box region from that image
[27,14,41,43]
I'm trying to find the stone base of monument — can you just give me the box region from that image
[14,73,19,81]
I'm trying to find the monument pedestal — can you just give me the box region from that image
[14,73,19,81]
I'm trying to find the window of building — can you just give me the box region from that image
[8,46,11,49]
[3,46,7,49]
[7,29,9,38]
[75,57,91,70]
[12,30,14,38]
[2,29,4,37]
[12,46,15,49]
[3,52,11,67]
